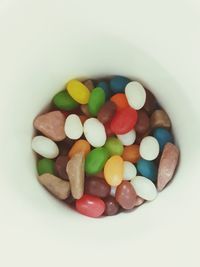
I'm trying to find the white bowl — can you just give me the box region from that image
[0,1,200,266]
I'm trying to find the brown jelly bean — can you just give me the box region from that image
[115,181,137,209]
[85,176,110,198]
[135,109,150,135]
[104,196,119,216]
[150,109,171,129]
[83,79,94,91]
[97,101,117,124]
[143,89,157,115]
[57,138,74,156]
[55,155,68,180]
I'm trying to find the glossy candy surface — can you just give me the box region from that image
[37,158,55,175]
[85,176,110,198]
[66,79,90,104]
[110,76,130,93]
[139,136,159,161]
[136,159,157,182]
[84,118,106,147]
[153,128,174,151]
[88,87,105,116]
[97,101,116,124]
[122,144,140,163]
[104,155,124,186]
[104,196,119,216]
[125,81,146,110]
[53,90,79,111]
[32,136,59,159]
[115,181,137,209]
[68,139,91,159]
[64,114,83,140]
[111,93,128,110]
[104,137,124,156]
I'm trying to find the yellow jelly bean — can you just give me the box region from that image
[66,80,90,104]
[104,155,123,186]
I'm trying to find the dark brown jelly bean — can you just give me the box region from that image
[55,155,68,180]
[143,89,157,115]
[57,138,74,156]
[135,109,150,135]
[85,176,110,198]
[115,181,137,209]
[97,101,117,124]
[104,196,119,216]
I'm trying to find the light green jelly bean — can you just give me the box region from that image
[53,90,79,111]
[104,137,124,156]
[88,87,105,116]
[37,158,55,175]
[85,147,109,175]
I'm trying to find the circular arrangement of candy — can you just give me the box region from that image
[32,76,180,218]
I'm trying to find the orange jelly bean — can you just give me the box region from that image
[68,139,91,158]
[111,93,129,111]
[104,155,123,186]
[122,144,140,163]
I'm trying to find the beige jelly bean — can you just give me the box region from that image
[33,111,66,141]
[157,143,179,191]
[64,114,83,140]
[150,109,171,129]
[66,152,85,199]
[38,173,70,200]
[32,136,59,159]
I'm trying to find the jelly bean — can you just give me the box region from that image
[139,136,159,160]
[95,171,105,179]
[104,137,124,156]
[83,79,94,91]
[53,90,79,111]
[150,109,171,129]
[88,87,105,116]
[110,93,128,111]
[64,114,83,140]
[143,89,157,114]
[66,152,85,199]
[104,121,114,137]
[104,196,119,216]
[135,196,145,207]
[80,104,90,116]
[84,118,106,147]
[123,161,137,180]
[110,76,130,93]
[33,111,66,141]
[117,130,136,146]
[76,194,105,218]
[153,128,174,151]
[85,176,110,198]
[131,176,157,201]
[97,101,116,124]
[104,155,123,186]
[110,106,138,134]
[135,109,150,135]
[55,155,68,180]
[85,147,109,175]
[125,81,146,110]
[79,114,88,124]
[115,181,137,209]
[37,158,55,175]
[122,144,140,163]
[32,136,59,159]
[57,138,74,156]
[38,173,70,200]
[135,129,151,145]
[64,193,75,205]
[157,143,179,191]
[97,81,111,99]
[136,159,157,182]
[68,139,91,159]
[110,186,117,197]
[66,79,90,104]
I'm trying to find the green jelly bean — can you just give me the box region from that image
[53,90,79,111]
[37,158,55,175]
[88,87,105,116]
[85,147,109,175]
[104,137,124,156]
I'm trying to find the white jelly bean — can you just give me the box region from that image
[123,161,137,180]
[84,118,106,147]
[131,176,157,201]
[125,81,146,110]
[64,114,83,140]
[110,186,117,197]
[117,130,136,146]
[32,135,59,159]
[139,136,159,160]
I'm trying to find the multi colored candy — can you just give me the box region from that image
[32,76,180,218]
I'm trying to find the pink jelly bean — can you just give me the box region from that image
[110,107,138,134]
[75,194,105,218]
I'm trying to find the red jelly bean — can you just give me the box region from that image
[104,121,114,137]
[110,107,138,134]
[76,194,105,218]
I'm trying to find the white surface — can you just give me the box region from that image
[0,0,200,267]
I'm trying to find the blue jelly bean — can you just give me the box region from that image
[153,127,174,151]
[97,81,111,100]
[136,159,157,182]
[110,76,130,93]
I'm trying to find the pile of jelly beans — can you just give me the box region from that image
[32,76,180,218]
